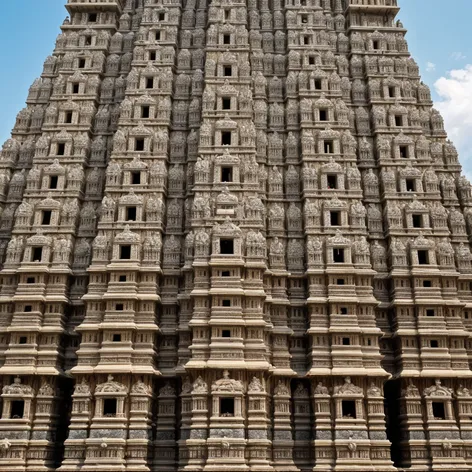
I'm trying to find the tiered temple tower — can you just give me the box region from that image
[0,0,471,470]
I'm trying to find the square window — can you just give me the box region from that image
[149,51,156,61]
[112,334,121,342]
[301,14,308,23]
[342,400,356,418]
[120,245,131,260]
[330,211,340,226]
[26,277,35,284]
[155,31,161,41]
[135,139,145,151]
[119,275,127,282]
[57,143,65,156]
[78,58,86,69]
[141,106,150,119]
[340,307,348,315]
[432,402,446,420]
[49,175,59,189]
[423,281,432,288]
[65,111,73,124]
[315,79,322,90]
[89,13,97,22]
[319,109,328,121]
[223,34,231,45]
[72,83,80,94]
[327,175,337,189]
[24,306,32,313]
[222,271,230,277]
[426,309,435,316]
[333,248,345,263]
[222,131,232,145]
[342,337,350,345]
[395,115,403,127]
[222,97,231,110]
[116,304,124,311]
[224,65,232,77]
[418,250,429,265]
[32,247,43,262]
[103,398,117,417]
[222,329,231,338]
[126,207,137,221]
[430,339,439,348]
[222,300,231,307]
[19,336,27,344]
[220,397,235,416]
[399,146,408,158]
[220,239,234,254]
[406,179,415,192]
[221,167,233,182]
[42,211,52,225]
[324,140,333,154]
[10,400,25,419]
[308,56,315,65]
[146,77,154,89]
[159,12,165,21]
[412,214,422,228]
[85,36,92,46]
[337,278,345,285]
[131,171,141,185]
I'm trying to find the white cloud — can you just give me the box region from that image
[426,62,436,72]
[434,65,472,179]
[451,51,466,61]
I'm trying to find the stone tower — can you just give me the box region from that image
[0,0,471,470]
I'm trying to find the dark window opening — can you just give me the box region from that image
[303,36,309,45]
[224,9,230,20]
[112,334,121,342]
[432,402,446,420]
[337,279,345,285]
[222,300,231,307]
[223,34,231,45]
[126,207,137,221]
[418,250,429,265]
[57,143,65,156]
[373,40,379,50]
[89,13,97,22]
[32,247,43,262]
[65,111,73,123]
[324,140,333,154]
[426,309,435,316]
[342,337,350,346]
[430,340,439,348]
[309,56,315,65]
[395,115,403,127]
[222,131,232,145]
[42,211,52,226]
[10,401,25,419]
[222,330,231,338]
[333,248,345,263]
[342,400,356,418]
[131,171,141,185]
[224,65,232,77]
[320,109,328,121]
[301,14,308,23]
[24,306,32,313]
[72,83,80,94]
[103,398,117,417]
[116,304,124,311]
[327,174,337,189]
[340,307,348,315]
[135,139,145,152]
[19,336,27,344]
[399,146,408,158]
[423,281,432,288]
[221,167,233,182]
[141,106,150,119]
[388,86,395,98]
[120,245,131,260]
[159,12,165,21]
[26,277,35,284]
[406,179,415,192]
[78,58,86,69]
[330,211,340,226]
[222,97,231,110]
[85,36,92,46]
[315,79,322,90]
[220,398,235,417]
[49,175,59,189]
[155,31,161,41]
[220,239,234,254]
[146,77,154,89]
[149,51,156,61]
[119,275,127,282]
[412,214,422,228]
[222,271,230,277]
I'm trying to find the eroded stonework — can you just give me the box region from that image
[0,0,471,470]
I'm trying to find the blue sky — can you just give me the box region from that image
[0,0,471,176]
